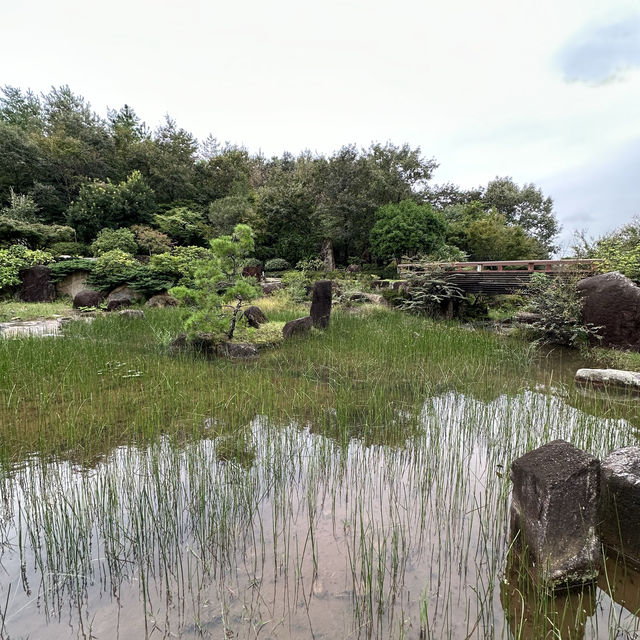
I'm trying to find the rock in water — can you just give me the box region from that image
[575,368,640,393]
[510,439,601,588]
[282,316,312,339]
[578,272,640,350]
[599,446,640,567]
[310,280,332,329]
[243,305,267,328]
[19,266,55,302]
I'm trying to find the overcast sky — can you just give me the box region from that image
[2,0,639,251]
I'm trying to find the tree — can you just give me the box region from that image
[463,212,544,261]
[208,194,261,237]
[170,224,261,340]
[369,200,446,262]
[90,228,138,256]
[65,171,155,241]
[154,206,210,246]
[483,177,559,255]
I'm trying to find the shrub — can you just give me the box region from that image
[0,245,54,291]
[242,257,263,269]
[296,257,324,272]
[87,250,138,292]
[524,272,599,347]
[149,246,212,287]
[49,258,96,282]
[91,228,138,256]
[48,241,89,257]
[264,258,290,272]
[131,225,173,255]
[400,271,465,316]
[0,217,75,249]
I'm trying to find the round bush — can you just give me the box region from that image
[264,258,290,272]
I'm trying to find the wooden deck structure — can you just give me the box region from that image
[397,259,598,294]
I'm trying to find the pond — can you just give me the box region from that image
[0,308,638,639]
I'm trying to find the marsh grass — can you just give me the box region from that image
[0,303,639,638]
[0,300,72,322]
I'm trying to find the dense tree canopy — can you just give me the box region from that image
[0,84,561,263]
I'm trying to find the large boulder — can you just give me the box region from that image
[216,341,259,359]
[577,272,640,350]
[19,266,55,302]
[243,305,267,328]
[242,265,263,281]
[56,270,90,300]
[310,280,332,329]
[146,293,178,308]
[575,368,640,393]
[282,316,312,339]
[107,284,143,303]
[73,289,103,309]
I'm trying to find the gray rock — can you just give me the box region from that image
[19,266,55,302]
[310,280,332,329]
[363,293,385,305]
[346,263,362,273]
[599,446,640,566]
[119,309,145,319]
[106,295,132,311]
[216,341,259,359]
[510,439,601,588]
[282,316,312,339]
[73,289,103,309]
[577,271,640,350]
[261,281,284,295]
[243,305,267,328]
[107,284,144,302]
[146,293,178,308]
[575,368,640,394]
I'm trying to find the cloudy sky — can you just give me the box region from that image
[2,0,639,251]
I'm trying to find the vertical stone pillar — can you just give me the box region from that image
[310,280,332,329]
[510,439,601,588]
[599,446,640,566]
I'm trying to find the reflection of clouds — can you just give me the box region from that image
[556,14,640,84]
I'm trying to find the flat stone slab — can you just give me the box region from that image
[510,439,601,588]
[576,368,640,393]
[599,446,640,567]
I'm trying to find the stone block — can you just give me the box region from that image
[310,280,332,329]
[510,439,601,588]
[19,266,55,302]
[599,446,640,567]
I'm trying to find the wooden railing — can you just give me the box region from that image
[398,259,598,275]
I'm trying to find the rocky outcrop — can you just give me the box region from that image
[577,272,640,350]
[19,266,55,302]
[56,270,90,299]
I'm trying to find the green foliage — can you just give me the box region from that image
[48,241,89,256]
[242,257,263,269]
[154,206,209,246]
[280,270,309,302]
[296,257,325,272]
[208,194,261,237]
[210,223,254,277]
[524,272,599,347]
[463,212,544,261]
[0,244,54,290]
[584,219,640,282]
[87,249,138,292]
[48,258,95,282]
[170,224,261,339]
[264,258,290,272]
[0,217,75,249]
[149,246,212,287]
[66,171,156,242]
[370,200,446,262]
[91,227,138,256]
[127,265,175,297]
[400,272,465,316]
[1,188,39,221]
[131,224,172,255]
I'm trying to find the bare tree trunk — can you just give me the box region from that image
[321,239,335,272]
[227,297,243,339]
